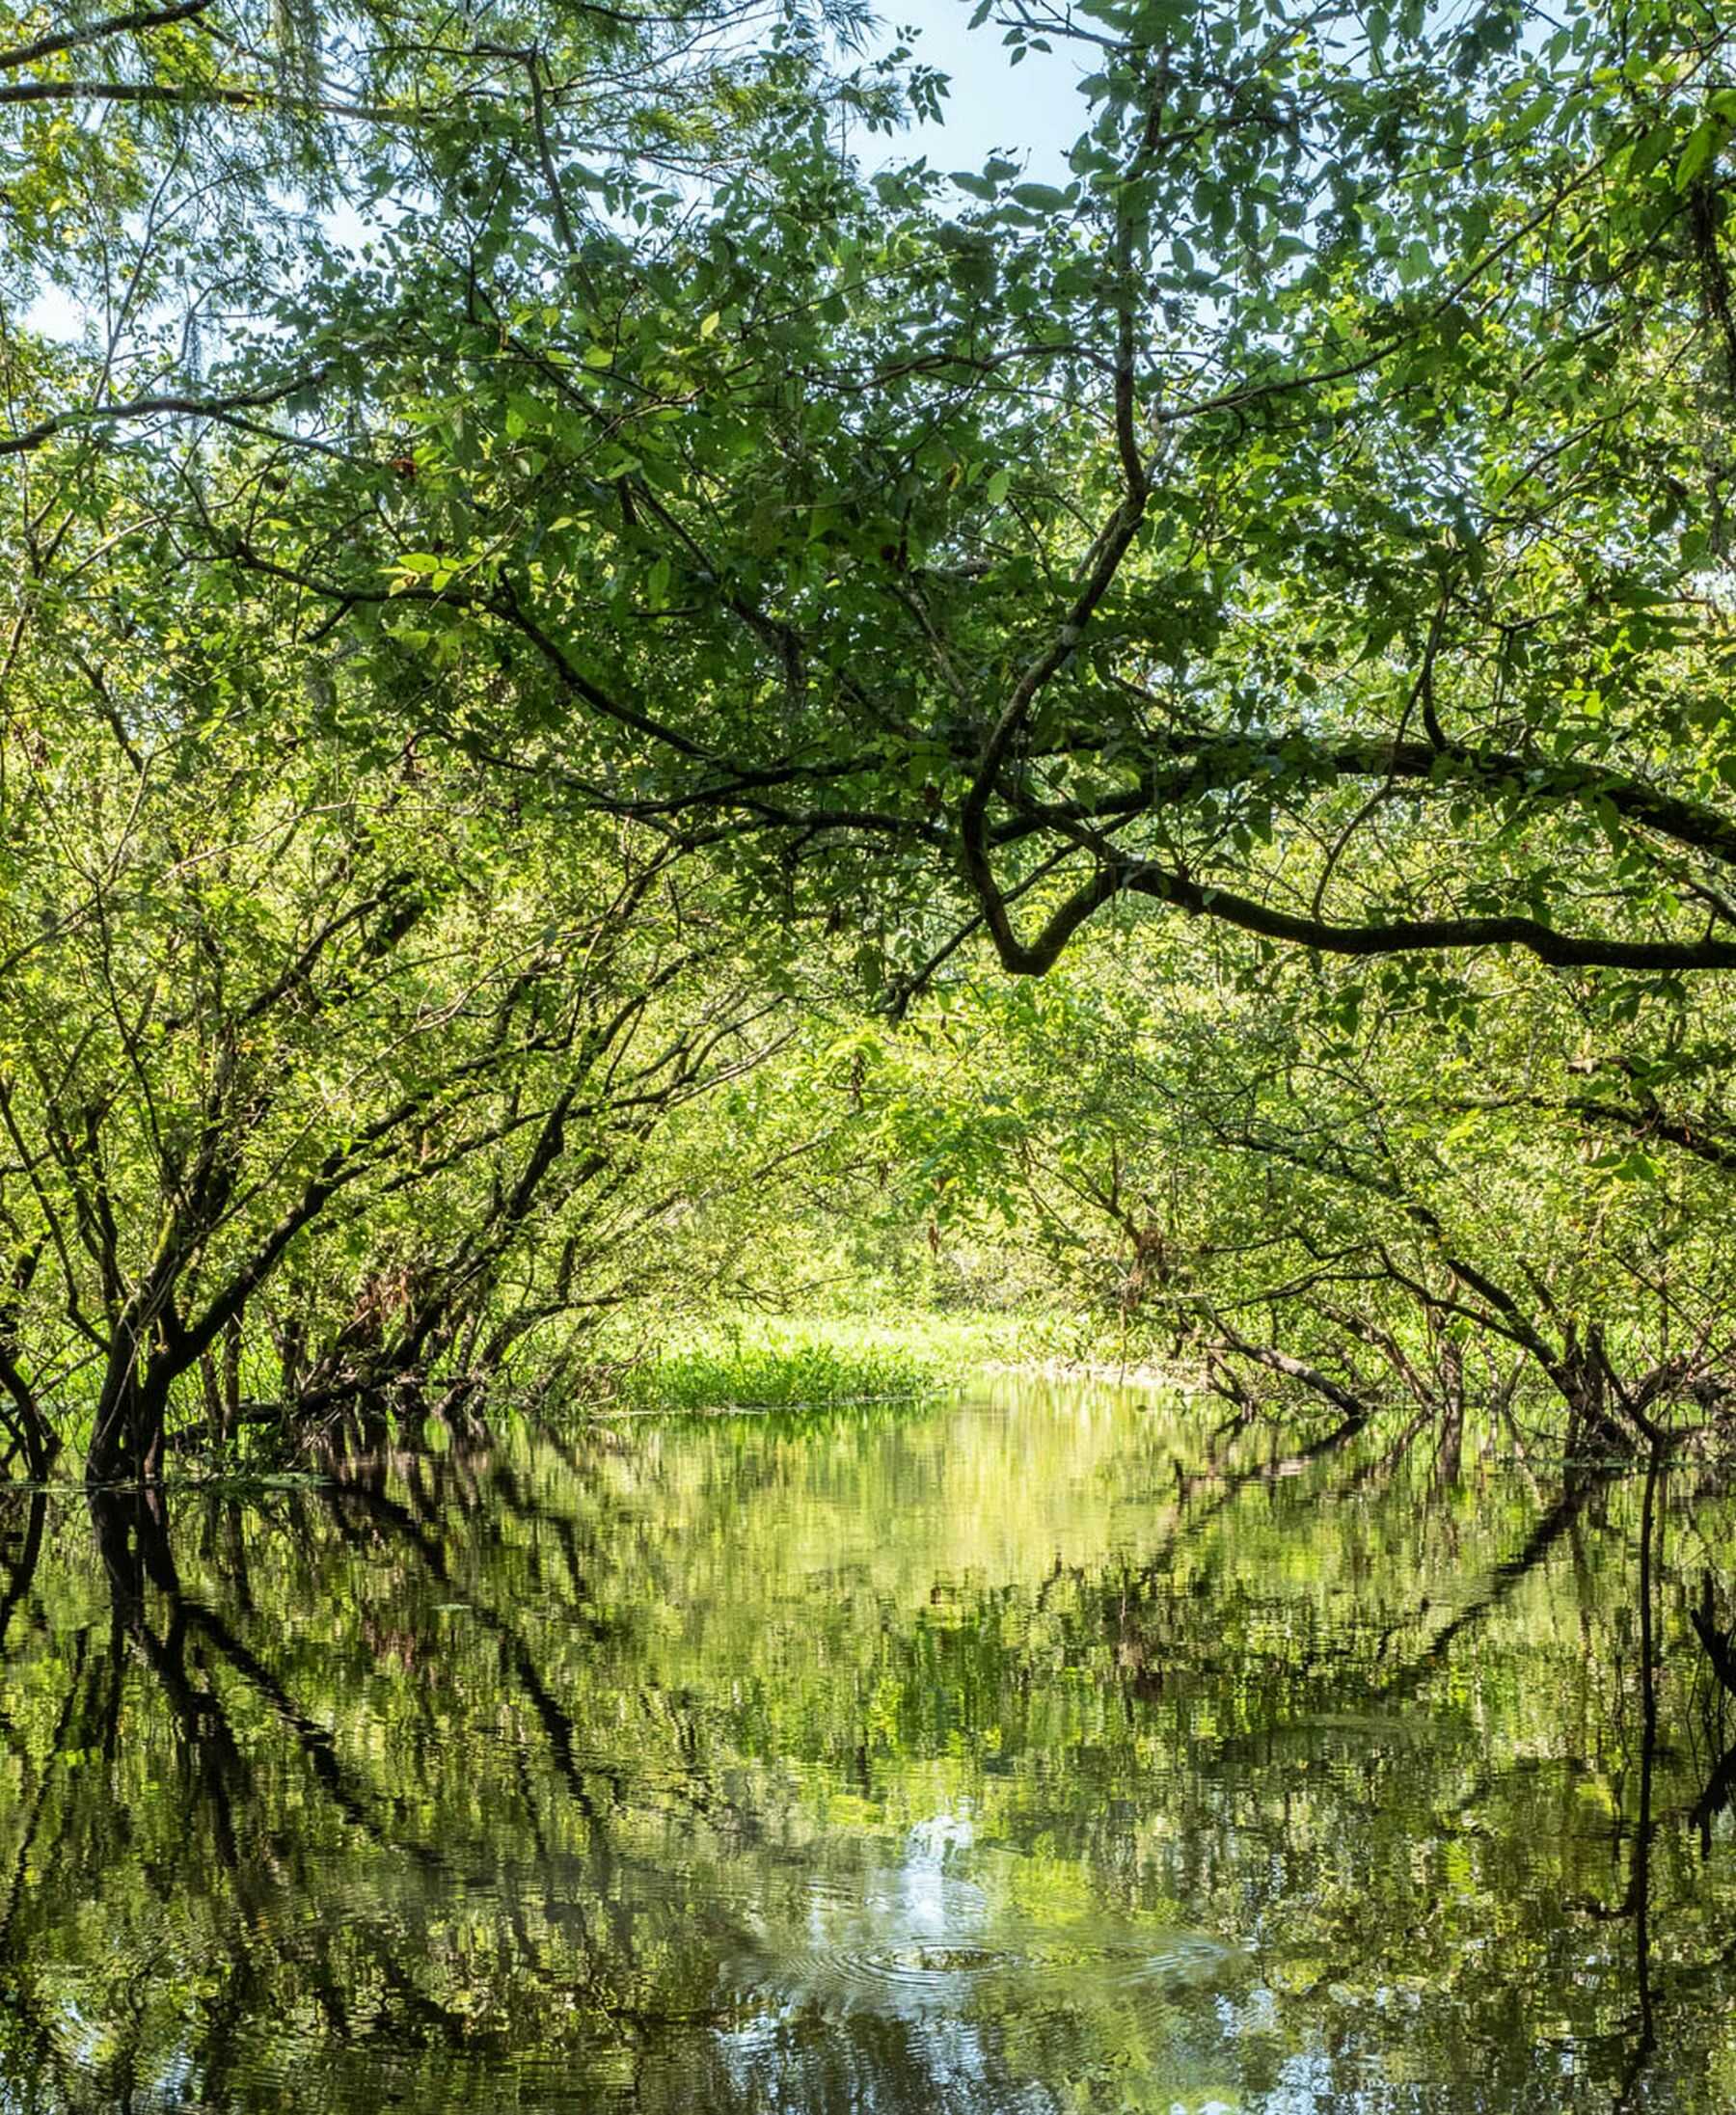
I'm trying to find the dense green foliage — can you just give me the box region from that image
[8,0,1736,1473]
[835,920,1736,1446]
[13,18,1736,2104]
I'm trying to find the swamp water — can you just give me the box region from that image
[1,1382,1734,2111]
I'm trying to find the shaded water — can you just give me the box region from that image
[2,1383,1735,2110]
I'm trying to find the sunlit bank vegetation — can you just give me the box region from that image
[611,1319,956,1413]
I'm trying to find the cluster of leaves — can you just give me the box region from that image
[16,0,1736,979]
[121,0,1736,1006]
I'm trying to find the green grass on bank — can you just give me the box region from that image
[607,1315,1004,1416]
[595,1306,1194,1422]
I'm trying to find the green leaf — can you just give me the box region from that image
[1011,183,1070,213]
[1675,120,1719,190]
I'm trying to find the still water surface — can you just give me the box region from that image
[1,1383,1734,2110]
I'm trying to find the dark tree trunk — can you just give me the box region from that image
[88,1353,173,1486]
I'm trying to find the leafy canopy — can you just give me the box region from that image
[10,0,1733,996]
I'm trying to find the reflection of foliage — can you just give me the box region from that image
[0,1396,1734,2109]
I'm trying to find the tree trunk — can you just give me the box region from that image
[88,1352,173,1486]
[1433,1339,1464,1488]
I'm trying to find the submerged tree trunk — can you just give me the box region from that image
[1433,1338,1464,1488]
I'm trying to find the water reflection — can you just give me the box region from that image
[1,1387,1734,2110]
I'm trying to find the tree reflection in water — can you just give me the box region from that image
[1,1386,1734,2112]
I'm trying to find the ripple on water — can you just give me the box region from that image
[730,1875,1246,2031]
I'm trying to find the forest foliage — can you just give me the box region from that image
[6,0,1736,1476]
